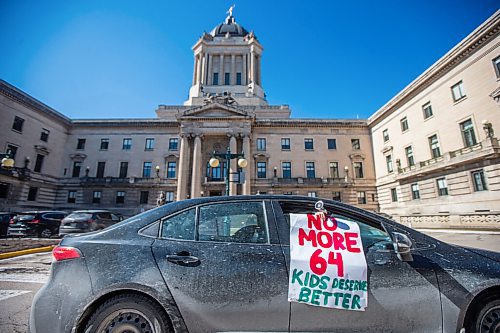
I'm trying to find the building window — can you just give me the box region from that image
[460,119,477,147]
[411,184,420,200]
[67,190,76,203]
[142,162,152,178]
[304,138,314,150]
[405,146,415,167]
[382,129,389,142]
[27,187,38,201]
[119,162,128,178]
[140,191,149,204]
[283,191,293,195]
[77,138,86,150]
[145,138,155,150]
[422,102,433,119]
[12,116,24,132]
[307,192,317,198]
[281,138,290,150]
[213,72,219,85]
[6,145,18,160]
[332,191,341,201]
[472,170,487,192]
[351,139,360,150]
[353,162,364,178]
[224,72,230,85]
[167,162,176,178]
[327,139,337,150]
[165,191,174,203]
[100,138,109,150]
[34,154,44,173]
[436,178,448,196]
[282,162,291,179]
[386,155,393,173]
[451,81,466,101]
[400,117,409,132]
[72,161,82,178]
[257,162,267,179]
[116,191,125,204]
[40,128,50,142]
[169,138,178,151]
[96,162,105,178]
[494,56,500,78]
[0,183,9,199]
[92,191,101,204]
[122,138,132,150]
[256,138,266,151]
[236,72,242,85]
[305,162,315,178]
[357,191,366,204]
[391,188,398,202]
[329,162,339,178]
[207,161,226,181]
[429,134,441,158]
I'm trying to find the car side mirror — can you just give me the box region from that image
[392,232,413,262]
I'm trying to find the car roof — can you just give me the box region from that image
[19,211,67,214]
[70,210,111,213]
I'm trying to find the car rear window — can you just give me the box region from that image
[67,213,93,219]
[18,215,35,221]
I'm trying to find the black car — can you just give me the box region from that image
[0,212,18,237]
[30,196,500,333]
[8,211,67,238]
[59,210,122,236]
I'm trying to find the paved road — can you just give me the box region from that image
[0,233,499,333]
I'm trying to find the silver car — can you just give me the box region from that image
[30,196,500,333]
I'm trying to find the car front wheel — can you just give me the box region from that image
[84,293,172,333]
[472,299,500,333]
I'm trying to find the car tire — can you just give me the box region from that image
[83,293,172,333]
[38,228,52,238]
[468,298,500,333]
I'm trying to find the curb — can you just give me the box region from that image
[0,245,55,260]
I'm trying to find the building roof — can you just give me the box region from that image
[210,15,249,37]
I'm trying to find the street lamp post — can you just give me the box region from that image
[209,147,248,196]
[0,153,15,169]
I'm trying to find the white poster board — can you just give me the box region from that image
[288,213,368,311]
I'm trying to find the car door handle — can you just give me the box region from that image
[166,254,200,266]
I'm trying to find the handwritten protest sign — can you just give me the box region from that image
[288,213,368,311]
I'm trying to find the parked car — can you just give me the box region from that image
[0,212,18,237]
[58,210,122,236]
[30,196,500,333]
[8,211,67,238]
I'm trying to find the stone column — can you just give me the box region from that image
[256,55,261,86]
[176,135,190,201]
[196,54,202,85]
[208,53,213,85]
[190,135,202,199]
[229,135,238,196]
[192,55,197,85]
[242,135,251,195]
[201,53,207,85]
[250,51,255,84]
[219,54,224,85]
[242,54,247,85]
[231,54,236,85]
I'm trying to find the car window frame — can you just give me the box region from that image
[271,199,392,247]
[155,200,280,245]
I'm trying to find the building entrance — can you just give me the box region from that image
[209,190,223,197]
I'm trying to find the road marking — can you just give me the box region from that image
[0,290,31,301]
[0,274,48,284]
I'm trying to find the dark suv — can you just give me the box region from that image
[59,210,122,236]
[8,211,67,238]
[0,212,18,237]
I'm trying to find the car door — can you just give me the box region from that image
[152,200,290,332]
[97,212,113,228]
[272,200,442,333]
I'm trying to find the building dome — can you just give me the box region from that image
[210,16,249,37]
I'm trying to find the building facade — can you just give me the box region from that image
[369,10,500,229]
[0,12,378,217]
[1,11,499,228]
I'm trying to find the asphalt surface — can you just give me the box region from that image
[0,232,499,333]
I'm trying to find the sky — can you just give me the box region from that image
[0,1,498,120]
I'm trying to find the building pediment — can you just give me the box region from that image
[177,102,253,120]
